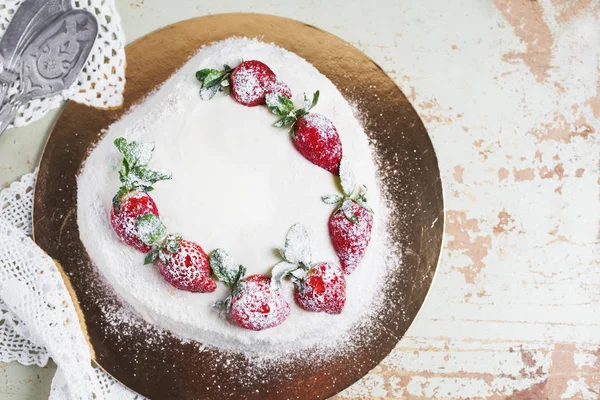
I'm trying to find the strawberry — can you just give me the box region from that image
[137,215,216,293]
[328,202,373,274]
[266,91,342,175]
[110,190,159,253]
[322,158,374,274]
[195,60,292,106]
[210,249,290,331]
[271,224,346,314]
[110,137,171,253]
[294,262,345,314]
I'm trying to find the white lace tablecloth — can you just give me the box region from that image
[0,172,143,399]
[0,1,141,398]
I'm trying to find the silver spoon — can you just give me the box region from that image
[0,9,97,135]
[0,0,71,106]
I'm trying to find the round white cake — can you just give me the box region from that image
[77,37,395,353]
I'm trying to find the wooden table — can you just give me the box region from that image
[1,0,598,398]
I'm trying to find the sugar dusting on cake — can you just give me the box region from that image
[77,37,403,366]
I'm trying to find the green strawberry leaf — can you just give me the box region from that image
[196,68,219,82]
[270,261,300,290]
[203,70,223,88]
[200,85,219,100]
[112,187,127,212]
[137,214,167,246]
[321,194,343,204]
[144,249,159,265]
[210,249,245,288]
[266,93,295,116]
[303,90,319,112]
[341,199,358,223]
[114,138,170,192]
[164,234,182,253]
[274,115,297,128]
[214,297,232,312]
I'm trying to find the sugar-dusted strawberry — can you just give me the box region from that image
[110,190,158,253]
[210,249,290,330]
[195,60,292,105]
[328,202,373,274]
[322,158,374,274]
[266,91,342,175]
[110,137,171,253]
[294,262,345,314]
[137,215,216,293]
[271,224,346,314]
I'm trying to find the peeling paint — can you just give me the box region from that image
[494,0,554,82]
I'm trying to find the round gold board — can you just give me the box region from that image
[33,13,444,400]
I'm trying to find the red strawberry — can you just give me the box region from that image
[110,190,159,253]
[267,90,342,175]
[322,158,374,274]
[157,240,217,293]
[195,61,292,105]
[210,249,290,331]
[328,202,373,274]
[230,274,290,331]
[266,78,292,99]
[110,137,171,253]
[138,215,216,293]
[294,262,346,314]
[271,224,346,314]
[293,113,342,175]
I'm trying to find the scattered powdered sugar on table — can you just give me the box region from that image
[77,37,401,358]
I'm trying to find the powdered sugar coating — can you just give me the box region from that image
[109,190,158,253]
[293,113,343,175]
[157,240,217,293]
[77,38,396,354]
[329,202,374,274]
[231,275,291,331]
[295,262,346,314]
[229,60,291,106]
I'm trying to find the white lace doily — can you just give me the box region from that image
[0,172,143,399]
[0,0,126,128]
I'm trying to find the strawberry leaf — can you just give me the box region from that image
[158,251,169,265]
[163,234,182,253]
[112,187,127,212]
[303,90,319,112]
[270,261,300,290]
[274,115,297,128]
[214,297,232,312]
[321,194,342,204]
[137,214,167,246]
[115,138,154,168]
[195,65,234,101]
[196,68,219,82]
[341,199,359,223]
[114,138,171,192]
[339,157,356,197]
[210,249,245,288]
[266,93,295,116]
[200,85,219,100]
[281,224,312,266]
[144,249,159,265]
[202,70,222,88]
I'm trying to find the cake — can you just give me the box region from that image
[77,37,396,354]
